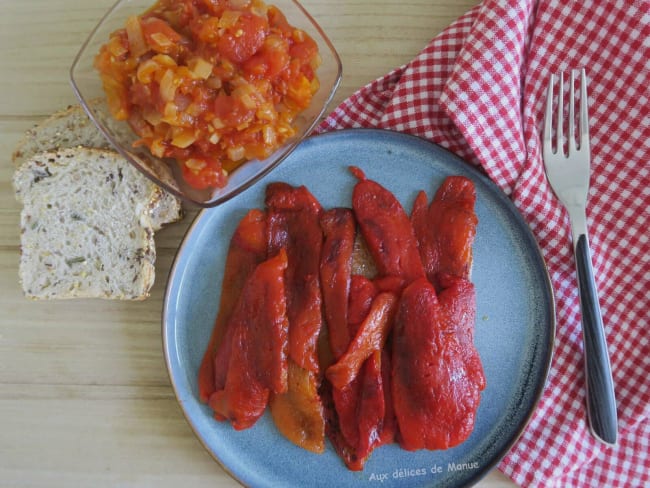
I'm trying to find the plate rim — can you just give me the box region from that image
[162,127,556,488]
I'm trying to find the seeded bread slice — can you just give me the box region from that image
[12,100,183,230]
[13,148,159,300]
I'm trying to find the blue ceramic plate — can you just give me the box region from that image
[163,129,555,488]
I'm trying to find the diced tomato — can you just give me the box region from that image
[290,35,318,64]
[140,17,183,54]
[181,158,225,189]
[217,13,269,63]
[212,92,254,127]
[95,0,321,190]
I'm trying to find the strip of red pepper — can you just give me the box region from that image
[319,208,355,360]
[326,291,398,390]
[411,175,477,290]
[327,280,397,470]
[266,182,324,373]
[438,274,486,393]
[356,350,389,461]
[392,276,484,450]
[326,165,415,465]
[265,182,326,452]
[328,275,376,456]
[350,166,425,289]
[348,275,379,327]
[208,249,289,430]
[198,208,268,403]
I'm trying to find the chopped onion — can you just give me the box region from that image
[219,10,241,28]
[239,93,257,109]
[292,29,305,43]
[159,69,177,102]
[189,57,213,79]
[163,101,178,122]
[171,128,197,148]
[150,32,173,50]
[262,126,276,145]
[150,138,166,158]
[264,34,286,51]
[152,54,177,67]
[186,102,203,117]
[143,108,162,125]
[136,59,159,83]
[256,103,276,121]
[108,36,128,57]
[310,53,322,71]
[227,146,245,161]
[206,76,223,90]
[250,0,268,16]
[228,0,251,8]
[185,158,207,171]
[125,16,148,58]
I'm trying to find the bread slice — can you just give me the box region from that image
[12,101,183,230]
[13,148,160,300]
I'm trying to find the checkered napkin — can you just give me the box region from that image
[317,0,650,486]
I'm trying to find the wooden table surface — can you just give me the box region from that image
[0,1,516,486]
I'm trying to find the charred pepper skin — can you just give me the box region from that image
[198,209,268,403]
[350,166,425,289]
[198,173,485,469]
[392,277,485,451]
[266,182,324,373]
[326,292,398,390]
[208,249,290,430]
[411,175,477,290]
[320,208,356,360]
[266,182,327,453]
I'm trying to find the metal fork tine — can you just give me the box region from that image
[544,74,554,153]
[569,70,576,155]
[556,72,564,156]
[579,68,589,152]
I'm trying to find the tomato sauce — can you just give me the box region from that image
[95,0,321,189]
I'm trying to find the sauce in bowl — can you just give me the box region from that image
[95,0,321,189]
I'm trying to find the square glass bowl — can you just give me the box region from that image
[70,0,342,207]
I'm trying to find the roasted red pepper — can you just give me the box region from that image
[266,182,326,452]
[438,274,486,392]
[199,174,484,468]
[350,166,425,288]
[270,360,326,453]
[320,208,356,360]
[356,350,385,461]
[392,277,484,450]
[411,176,477,289]
[326,292,398,390]
[328,355,389,471]
[348,275,379,328]
[208,249,289,430]
[331,376,361,449]
[328,334,395,470]
[378,348,396,446]
[266,182,324,373]
[327,275,377,464]
[198,208,268,402]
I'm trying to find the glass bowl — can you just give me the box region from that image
[70,0,342,207]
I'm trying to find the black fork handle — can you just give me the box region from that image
[575,234,618,445]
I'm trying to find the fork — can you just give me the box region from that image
[542,68,618,446]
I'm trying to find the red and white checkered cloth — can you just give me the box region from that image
[317,0,650,486]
